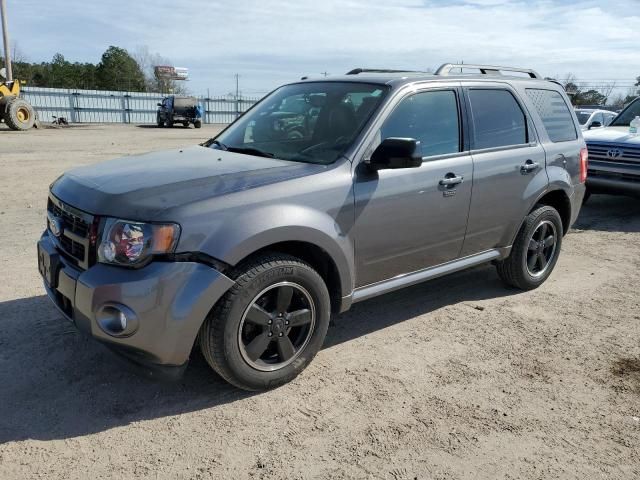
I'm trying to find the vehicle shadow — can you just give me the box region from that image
[0,264,514,444]
[325,263,515,348]
[0,294,254,444]
[574,194,640,233]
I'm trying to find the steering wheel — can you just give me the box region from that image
[298,136,351,156]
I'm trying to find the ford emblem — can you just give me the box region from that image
[47,213,63,238]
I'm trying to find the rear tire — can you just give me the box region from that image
[199,253,331,391]
[165,119,174,128]
[4,97,36,131]
[496,205,563,290]
[194,120,202,129]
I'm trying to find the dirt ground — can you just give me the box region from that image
[0,123,639,480]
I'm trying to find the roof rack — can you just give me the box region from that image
[435,63,542,79]
[346,68,425,75]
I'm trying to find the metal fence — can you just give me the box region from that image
[21,86,261,124]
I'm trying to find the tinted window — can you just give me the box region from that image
[526,89,577,142]
[468,89,527,149]
[611,98,640,127]
[381,90,460,158]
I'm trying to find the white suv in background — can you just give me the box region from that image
[575,108,617,131]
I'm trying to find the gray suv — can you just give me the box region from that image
[37,64,587,390]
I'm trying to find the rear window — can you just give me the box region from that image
[527,89,577,142]
[467,89,528,149]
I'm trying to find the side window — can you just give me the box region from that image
[593,113,604,125]
[605,113,616,126]
[380,90,460,158]
[526,88,577,142]
[467,89,528,149]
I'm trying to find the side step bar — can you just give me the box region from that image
[351,249,506,304]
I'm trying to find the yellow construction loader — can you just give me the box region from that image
[0,77,36,130]
[1,0,36,131]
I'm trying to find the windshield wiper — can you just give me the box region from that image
[226,146,275,158]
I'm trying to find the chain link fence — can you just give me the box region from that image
[21,86,261,124]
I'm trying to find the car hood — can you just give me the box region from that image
[51,145,326,219]
[583,126,640,145]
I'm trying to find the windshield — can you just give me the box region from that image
[575,111,592,125]
[205,82,388,164]
[611,98,640,127]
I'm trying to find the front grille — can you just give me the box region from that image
[49,201,89,237]
[586,142,640,164]
[47,195,94,269]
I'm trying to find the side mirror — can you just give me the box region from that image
[367,138,422,170]
[588,121,602,130]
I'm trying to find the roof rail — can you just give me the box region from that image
[346,68,424,75]
[435,63,542,79]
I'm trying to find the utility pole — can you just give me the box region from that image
[234,73,240,119]
[1,0,13,81]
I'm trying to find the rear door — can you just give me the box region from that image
[460,84,548,256]
[523,87,583,190]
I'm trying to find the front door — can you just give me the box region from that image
[353,88,473,287]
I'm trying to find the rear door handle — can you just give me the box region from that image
[439,174,464,186]
[520,160,540,174]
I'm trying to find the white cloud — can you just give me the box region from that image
[7,0,640,95]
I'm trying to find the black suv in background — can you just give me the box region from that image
[156,95,203,128]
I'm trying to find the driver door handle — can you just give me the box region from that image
[520,160,540,174]
[439,175,464,186]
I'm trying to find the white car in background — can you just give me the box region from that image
[575,108,617,131]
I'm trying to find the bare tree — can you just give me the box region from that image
[133,45,189,95]
[596,82,616,103]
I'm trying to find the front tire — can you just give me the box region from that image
[4,97,36,131]
[496,205,563,290]
[200,253,331,391]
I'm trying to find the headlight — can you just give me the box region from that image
[98,219,180,266]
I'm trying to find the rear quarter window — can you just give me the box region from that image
[526,89,577,142]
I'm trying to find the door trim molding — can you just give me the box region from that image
[351,247,510,304]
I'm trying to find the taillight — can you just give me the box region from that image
[579,147,588,183]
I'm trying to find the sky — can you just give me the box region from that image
[5,0,640,97]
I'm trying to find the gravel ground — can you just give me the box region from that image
[0,124,639,480]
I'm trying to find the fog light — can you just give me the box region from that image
[96,303,138,337]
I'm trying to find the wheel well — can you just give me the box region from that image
[535,190,571,235]
[239,241,343,313]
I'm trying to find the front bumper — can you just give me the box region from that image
[38,233,235,378]
[586,175,640,197]
[587,160,640,197]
